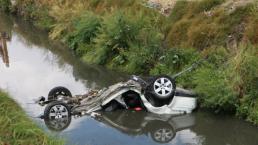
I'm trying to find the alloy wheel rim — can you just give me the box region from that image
[154,128,174,142]
[153,77,173,97]
[49,105,69,119]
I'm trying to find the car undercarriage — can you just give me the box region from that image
[36,75,197,122]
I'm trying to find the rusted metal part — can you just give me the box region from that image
[72,80,142,114]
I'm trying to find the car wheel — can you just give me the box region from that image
[148,75,176,100]
[44,114,71,132]
[48,86,72,101]
[150,121,175,143]
[151,128,175,143]
[44,101,71,122]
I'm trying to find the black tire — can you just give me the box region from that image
[44,114,71,132]
[147,75,176,100]
[48,86,72,101]
[44,101,71,121]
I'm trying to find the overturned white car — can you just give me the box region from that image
[37,75,197,120]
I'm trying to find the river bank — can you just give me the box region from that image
[0,0,258,125]
[0,8,258,145]
[0,91,64,145]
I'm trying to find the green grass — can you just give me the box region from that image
[0,91,64,145]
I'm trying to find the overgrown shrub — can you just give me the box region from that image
[150,48,200,75]
[123,28,163,74]
[193,63,237,112]
[193,45,258,117]
[85,11,138,64]
[14,0,38,19]
[84,10,154,66]
[34,6,55,30]
[65,12,101,53]
[229,45,258,123]
[0,0,11,12]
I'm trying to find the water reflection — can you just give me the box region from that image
[44,115,72,132]
[44,111,197,144]
[1,12,127,88]
[0,32,10,67]
[95,111,195,144]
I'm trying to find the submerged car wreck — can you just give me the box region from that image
[37,75,197,121]
[44,110,196,144]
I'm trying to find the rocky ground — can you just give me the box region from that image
[148,0,254,16]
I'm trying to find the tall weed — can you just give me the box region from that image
[65,12,101,53]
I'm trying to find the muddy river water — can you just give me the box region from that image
[0,12,258,145]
